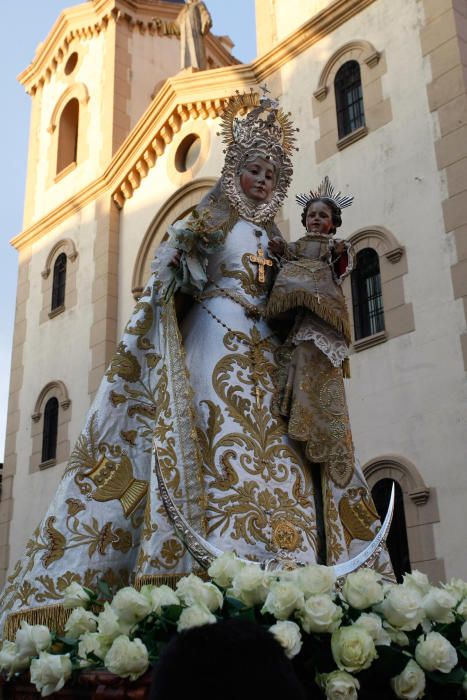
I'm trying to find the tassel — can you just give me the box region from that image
[266,290,351,344]
[134,570,209,591]
[4,605,71,641]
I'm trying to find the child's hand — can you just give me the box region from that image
[268,237,285,256]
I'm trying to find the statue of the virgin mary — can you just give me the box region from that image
[0,92,391,639]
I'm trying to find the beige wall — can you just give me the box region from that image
[6,205,98,566]
[255,0,336,56]
[266,0,467,579]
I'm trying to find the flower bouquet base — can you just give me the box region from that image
[1,557,466,700]
[0,669,153,699]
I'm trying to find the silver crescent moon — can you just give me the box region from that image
[153,440,394,578]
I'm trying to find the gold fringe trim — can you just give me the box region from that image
[266,290,351,345]
[342,358,351,379]
[134,571,209,591]
[4,604,71,641]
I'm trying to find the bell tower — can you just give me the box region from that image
[18,0,188,228]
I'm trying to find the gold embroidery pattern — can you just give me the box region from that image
[197,327,318,556]
[323,479,346,565]
[221,253,272,298]
[275,341,354,489]
[338,487,380,547]
[272,519,300,551]
[266,254,350,343]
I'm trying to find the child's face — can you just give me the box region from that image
[305,200,334,235]
[239,157,276,203]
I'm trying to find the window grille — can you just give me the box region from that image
[334,61,365,139]
[42,397,59,463]
[351,248,384,340]
[51,253,67,310]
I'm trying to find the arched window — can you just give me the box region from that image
[371,479,411,583]
[51,253,67,310]
[334,60,365,139]
[41,397,59,463]
[56,98,79,174]
[351,248,384,340]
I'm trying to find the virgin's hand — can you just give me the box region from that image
[169,250,182,268]
[268,237,285,256]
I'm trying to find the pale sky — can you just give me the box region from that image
[0,1,257,462]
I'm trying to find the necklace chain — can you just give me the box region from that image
[194,297,275,409]
[194,224,275,408]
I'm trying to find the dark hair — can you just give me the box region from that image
[301,197,342,232]
[150,618,307,700]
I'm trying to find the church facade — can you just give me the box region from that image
[1,0,466,587]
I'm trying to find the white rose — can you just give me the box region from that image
[229,564,268,607]
[0,641,30,679]
[30,652,72,697]
[176,574,223,612]
[140,584,180,615]
[384,624,410,647]
[331,626,377,673]
[461,620,467,643]
[111,587,151,624]
[104,635,149,681]
[177,603,217,632]
[62,582,91,609]
[379,586,424,631]
[77,632,110,661]
[296,565,336,597]
[443,578,467,603]
[415,631,458,673]
[457,598,467,620]
[262,581,304,620]
[298,594,343,634]
[15,622,52,658]
[403,571,431,597]
[423,587,456,624]
[269,621,302,659]
[97,602,131,641]
[391,659,426,700]
[353,612,391,646]
[208,552,245,588]
[64,608,97,639]
[342,569,384,610]
[320,670,360,700]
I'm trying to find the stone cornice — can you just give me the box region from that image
[12,0,376,249]
[252,0,377,79]
[11,66,257,250]
[18,0,237,95]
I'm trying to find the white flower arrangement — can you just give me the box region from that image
[0,560,466,698]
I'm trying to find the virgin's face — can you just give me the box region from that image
[239,158,276,203]
[305,200,334,235]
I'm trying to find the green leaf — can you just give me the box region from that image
[160,605,183,623]
[426,667,465,685]
[371,645,410,677]
[96,580,112,601]
[224,596,249,612]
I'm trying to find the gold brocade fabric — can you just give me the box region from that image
[275,341,354,487]
[0,220,391,639]
[266,237,350,344]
